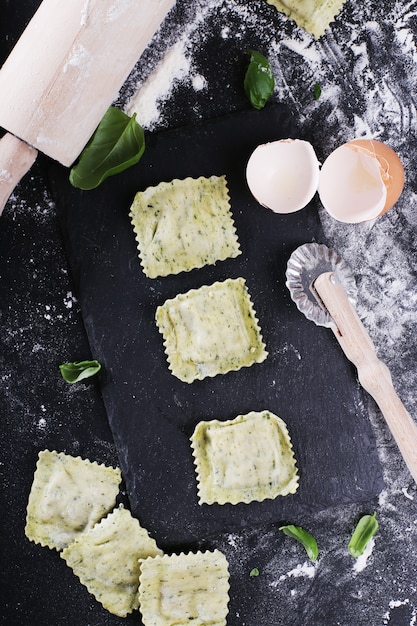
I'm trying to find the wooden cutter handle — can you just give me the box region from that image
[315,271,417,484]
[0,133,37,215]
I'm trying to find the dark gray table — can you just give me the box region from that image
[1,2,417,625]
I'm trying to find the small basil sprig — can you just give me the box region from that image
[348,512,378,557]
[313,82,322,100]
[59,360,101,384]
[279,524,319,562]
[70,107,145,190]
[244,50,275,110]
[249,567,260,577]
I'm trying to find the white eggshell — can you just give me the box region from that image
[246,139,320,214]
[318,144,387,223]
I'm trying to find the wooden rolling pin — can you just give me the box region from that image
[0,0,176,214]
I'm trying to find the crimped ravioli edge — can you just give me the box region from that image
[155,277,268,383]
[129,174,241,279]
[265,0,347,38]
[61,504,163,618]
[138,549,230,626]
[190,410,299,505]
[24,449,121,551]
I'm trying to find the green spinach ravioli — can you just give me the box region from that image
[139,550,230,626]
[191,410,299,504]
[129,175,240,278]
[265,0,347,38]
[25,450,121,551]
[155,277,268,383]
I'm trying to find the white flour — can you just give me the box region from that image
[127,40,191,127]
[352,537,375,573]
[276,561,317,583]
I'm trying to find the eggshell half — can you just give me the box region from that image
[246,139,320,214]
[348,139,405,216]
[318,139,404,223]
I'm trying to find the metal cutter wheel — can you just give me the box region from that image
[286,242,417,485]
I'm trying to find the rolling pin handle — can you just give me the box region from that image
[0,132,38,215]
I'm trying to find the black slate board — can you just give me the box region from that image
[52,105,383,547]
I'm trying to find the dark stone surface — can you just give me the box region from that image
[51,104,382,546]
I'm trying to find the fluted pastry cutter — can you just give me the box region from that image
[286,242,417,484]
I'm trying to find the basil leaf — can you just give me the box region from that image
[69,107,145,190]
[244,50,275,110]
[313,82,322,100]
[59,360,101,384]
[348,512,378,557]
[279,524,319,562]
[249,567,260,577]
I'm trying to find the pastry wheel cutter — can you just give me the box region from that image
[286,242,417,484]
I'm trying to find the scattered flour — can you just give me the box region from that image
[64,292,77,309]
[0,169,11,182]
[192,74,207,91]
[353,537,375,574]
[80,0,90,26]
[125,0,258,129]
[383,598,416,626]
[127,40,191,128]
[63,44,90,73]
[270,561,317,586]
[402,487,414,501]
[105,0,133,24]
[226,533,240,549]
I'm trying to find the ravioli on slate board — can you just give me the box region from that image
[51,104,383,547]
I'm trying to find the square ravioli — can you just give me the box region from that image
[139,550,230,626]
[129,175,241,278]
[265,0,347,38]
[61,505,162,617]
[25,450,121,550]
[191,410,299,504]
[155,277,268,383]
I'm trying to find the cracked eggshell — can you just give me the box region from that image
[246,139,320,214]
[318,139,405,223]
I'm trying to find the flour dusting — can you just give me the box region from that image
[127,41,191,128]
[275,561,317,584]
[353,537,375,573]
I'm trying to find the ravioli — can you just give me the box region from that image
[25,450,121,550]
[129,175,240,278]
[139,550,230,626]
[155,277,268,383]
[61,505,162,617]
[191,410,299,504]
[265,0,347,38]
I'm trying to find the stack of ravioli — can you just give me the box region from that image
[25,450,230,623]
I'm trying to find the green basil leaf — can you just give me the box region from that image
[249,567,260,577]
[244,50,275,110]
[348,512,378,557]
[59,360,101,384]
[313,82,322,99]
[69,107,145,190]
[279,524,319,562]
